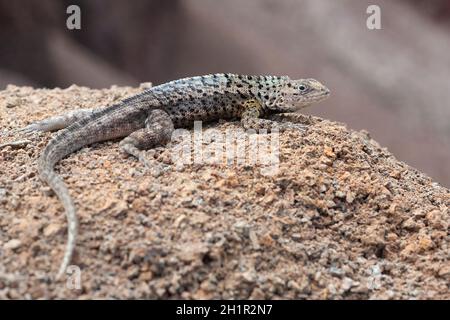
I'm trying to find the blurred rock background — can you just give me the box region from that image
[0,0,449,186]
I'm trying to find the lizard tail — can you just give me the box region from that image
[35,101,140,279]
[36,105,132,280]
[37,128,88,280]
[39,164,77,280]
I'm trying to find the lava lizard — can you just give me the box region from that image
[15,73,330,279]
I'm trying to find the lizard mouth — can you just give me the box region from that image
[315,88,331,102]
[290,92,330,111]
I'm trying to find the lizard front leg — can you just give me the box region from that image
[240,100,306,132]
[119,109,174,176]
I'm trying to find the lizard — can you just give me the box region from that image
[15,73,330,279]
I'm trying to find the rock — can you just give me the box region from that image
[4,239,22,250]
[402,217,420,231]
[126,266,140,280]
[417,235,434,252]
[291,233,302,241]
[0,188,6,199]
[249,288,266,299]
[346,192,355,203]
[0,85,448,299]
[177,242,209,263]
[341,277,356,292]
[437,265,450,278]
[43,223,62,237]
[249,229,260,250]
[139,271,153,281]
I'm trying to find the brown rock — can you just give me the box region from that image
[4,239,22,250]
[43,223,62,237]
[0,86,448,300]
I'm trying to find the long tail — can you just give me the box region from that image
[36,96,152,279]
[37,103,141,279]
[38,129,84,280]
[39,162,77,280]
[36,111,116,279]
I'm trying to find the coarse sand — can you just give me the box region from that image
[0,85,448,299]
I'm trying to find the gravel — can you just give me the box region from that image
[0,84,448,299]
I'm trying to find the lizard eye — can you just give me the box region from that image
[299,85,307,92]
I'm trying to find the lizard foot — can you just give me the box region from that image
[139,153,171,177]
[119,139,171,177]
[279,122,308,132]
[17,108,96,134]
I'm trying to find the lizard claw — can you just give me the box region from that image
[136,153,170,177]
[149,164,169,178]
[20,122,55,133]
[130,153,171,176]
[280,122,308,132]
[17,126,36,135]
[15,123,48,136]
[0,139,32,149]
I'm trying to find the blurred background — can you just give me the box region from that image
[0,0,449,186]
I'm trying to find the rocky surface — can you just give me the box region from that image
[0,85,448,299]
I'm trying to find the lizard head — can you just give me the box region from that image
[269,78,330,111]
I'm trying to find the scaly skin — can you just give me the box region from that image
[17,73,330,279]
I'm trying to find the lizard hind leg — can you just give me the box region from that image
[119,109,174,177]
[18,108,97,134]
